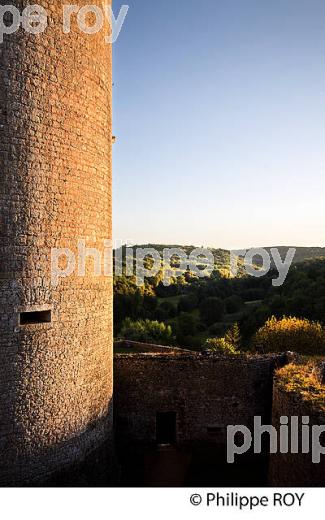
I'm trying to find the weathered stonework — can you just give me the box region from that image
[0,1,113,485]
[269,372,325,486]
[114,350,283,447]
[114,339,188,354]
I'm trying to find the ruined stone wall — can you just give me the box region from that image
[269,375,325,486]
[0,1,113,485]
[114,340,188,353]
[114,353,282,447]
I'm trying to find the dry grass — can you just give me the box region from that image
[276,363,325,412]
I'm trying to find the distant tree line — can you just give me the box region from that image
[114,249,325,355]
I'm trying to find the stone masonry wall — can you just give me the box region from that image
[114,339,188,353]
[0,1,113,485]
[114,352,283,447]
[269,379,325,486]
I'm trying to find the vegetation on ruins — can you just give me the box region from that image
[276,364,325,411]
[205,323,242,355]
[204,337,238,354]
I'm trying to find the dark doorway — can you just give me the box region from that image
[156,412,177,445]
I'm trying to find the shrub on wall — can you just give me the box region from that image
[252,316,325,355]
[204,337,238,355]
[275,363,325,411]
[224,323,242,351]
[205,323,242,355]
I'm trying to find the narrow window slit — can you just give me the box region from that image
[19,310,52,325]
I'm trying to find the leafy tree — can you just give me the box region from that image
[154,302,177,321]
[178,295,198,313]
[156,281,179,298]
[177,312,199,337]
[225,323,241,350]
[120,318,175,346]
[239,305,271,345]
[224,295,243,314]
[208,322,227,337]
[114,291,144,332]
[268,295,286,317]
[199,297,225,325]
[143,295,158,314]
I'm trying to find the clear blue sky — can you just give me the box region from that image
[113,0,325,249]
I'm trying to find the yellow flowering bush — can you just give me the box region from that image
[252,316,325,355]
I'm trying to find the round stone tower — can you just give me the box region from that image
[0,1,113,485]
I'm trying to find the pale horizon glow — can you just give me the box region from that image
[113,0,325,249]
